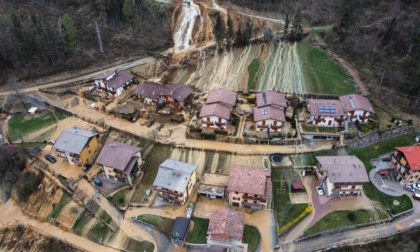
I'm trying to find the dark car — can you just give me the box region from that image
[93,178,103,186]
[146,121,154,127]
[45,154,57,164]
[82,164,91,172]
[156,124,164,131]
[404,184,415,192]
[413,194,420,201]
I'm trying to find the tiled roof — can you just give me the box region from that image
[133,82,192,102]
[166,84,193,102]
[199,103,232,120]
[228,165,271,197]
[339,94,375,113]
[256,91,287,108]
[307,99,347,117]
[208,208,245,242]
[395,146,420,171]
[153,159,197,193]
[253,105,285,122]
[316,156,370,183]
[53,128,98,155]
[206,89,237,107]
[94,71,133,89]
[96,141,142,174]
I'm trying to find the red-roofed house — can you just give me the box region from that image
[93,70,134,97]
[207,208,245,248]
[227,165,271,210]
[306,99,347,127]
[253,91,287,132]
[392,146,420,184]
[200,89,238,130]
[339,94,375,123]
[206,89,237,107]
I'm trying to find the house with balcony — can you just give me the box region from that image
[93,70,134,97]
[53,128,99,166]
[253,91,287,132]
[339,94,375,123]
[227,165,271,210]
[306,99,347,127]
[207,208,245,248]
[133,82,193,108]
[95,141,143,186]
[315,156,369,196]
[153,159,198,204]
[199,88,238,129]
[391,146,420,185]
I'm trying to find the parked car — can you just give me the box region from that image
[82,164,91,172]
[413,194,420,201]
[404,184,415,192]
[146,121,154,127]
[45,154,57,164]
[93,178,103,186]
[156,124,164,131]
[316,186,324,196]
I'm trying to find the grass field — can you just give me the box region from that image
[137,215,174,234]
[124,237,154,252]
[243,225,261,252]
[108,188,130,208]
[248,58,260,90]
[186,217,209,244]
[48,193,72,219]
[297,33,356,95]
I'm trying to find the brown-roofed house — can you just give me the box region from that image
[306,99,347,127]
[93,70,134,97]
[206,88,238,107]
[207,208,245,248]
[255,91,287,108]
[392,146,420,184]
[338,94,375,124]
[227,165,271,210]
[199,103,232,129]
[253,106,285,132]
[133,82,193,108]
[96,141,142,186]
[315,156,369,196]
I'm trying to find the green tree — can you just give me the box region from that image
[284,13,290,40]
[382,17,397,46]
[291,9,303,41]
[215,13,226,47]
[123,0,133,25]
[235,23,242,46]
[61,14,77,49]
[226,15,234,48]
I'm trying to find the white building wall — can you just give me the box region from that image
[201,116,228,129]
[308,116,342,127]
[256,119,283,131]
[348,110,370,123]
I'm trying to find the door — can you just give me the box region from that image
[328,120,332,125]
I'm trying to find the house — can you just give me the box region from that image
[253,91,287,132]
[198,172,229,199]
[170,217,190,245]
[133,82,193,108]
[306,99,347,127]
[339,94,375,123]
[93,70,134,97]
[315,156,369,196]
[161,84,193,108]
[205,88,238,107]
[255,91,287,108]
[227,165,271,210]
[95,141,143,186]
[53,128,99,166]
[153,159,198,204]
[199,103,232,129]
[391,146,420,185]
[207,208,245,248]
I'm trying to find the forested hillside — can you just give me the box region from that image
[0,0,173,85]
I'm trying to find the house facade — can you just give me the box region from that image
[207,208,245,248]
[93,70,134,97]
[253,91,287,132]
[95,141,142,186]
[339,94,375,123]
[391,146,420,185]
[133,82,193,108]
[227,165,271,210]
[306,99,347,127]
[199,103,232,129]
[315,156,369,196]
[153,159,197,204]
[53,128,99,166]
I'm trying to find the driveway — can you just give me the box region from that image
[370,155,403,196]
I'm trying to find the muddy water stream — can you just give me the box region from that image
[173,0,202,52]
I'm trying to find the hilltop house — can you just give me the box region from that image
[339,94,375,123]
[200,88,238,129]
[53,128,98,166]
[95,141,142,186]
[93,70,134,97]
[207,208,245,248]
[391,146,420,185]
[227,165,271,210]
[315,156,369,196]
[133,82,193,108]
[153,159,198,204]
[306,99,347,127]
[253,91,287,132]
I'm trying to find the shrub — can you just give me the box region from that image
[407,120,413,126]
[347,212,357,222]
[387,124,392,128]
[200,132,216,140]
[287,132,293,138]
[214,129,228,135]
[17,171,44,203]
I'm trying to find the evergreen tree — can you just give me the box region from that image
[215,13,226,47]
[291,9,303,41]
[226,15,234,48]
[235,23,242,46]
[61,14,77,50]
[284,13,290,40]
[123,0,133,24]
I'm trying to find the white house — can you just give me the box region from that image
[306,99,347,127]
[93,70,134,97]
[339,94,375,123]
[199,103,232,129]
[253,91,287,132]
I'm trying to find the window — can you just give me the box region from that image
[235,192,238,194]
[261,107,268,115]
[253,200,257,204]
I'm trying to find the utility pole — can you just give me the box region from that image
[95,21,105,54]
[379,70,385,86]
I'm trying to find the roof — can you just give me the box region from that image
[96,141,142,174]
[1,143,19,155]
[92,70,115,80]
[153,159,197,193]
[94,70,133,89]
[53,128,98,155]
[165,84,193,101]
[133,82,192,102]
[316,156,370,183]
[339,94,375,113]
[395,146,420,171]
[292,181,303,190]
[28,107,38,113]
[256,91,287,108]
[206,89,237,107]
[228,165,271,197]
[307,99,347,117]
[253,105,285,122]
[199,103,232,120]
[208,208,245,242]
[171,217,190,239]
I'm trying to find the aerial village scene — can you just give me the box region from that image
[0,0,419,252]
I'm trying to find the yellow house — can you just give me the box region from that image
[153,159,198,204]
[53,128,99,166]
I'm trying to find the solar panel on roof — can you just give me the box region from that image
[348,96,356,109]
[262,93,267,105]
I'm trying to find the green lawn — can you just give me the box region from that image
[88,221,112,241]
[304,210,377,235]
[137,215,174,234]
[248,58,260,90]
[72,212,92,235]
[108,188,130,208]
[186,217,209,244]
[99,211,113,225]
[243,225,261,252]
[8,111,67,142]
[48,193,72,219]
[297,33,356,95]
[124,237,154,252]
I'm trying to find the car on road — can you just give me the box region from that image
[404,184,415,192]
[82,164,91,172]
[146,121,154,127]
[413,194,420,201]
[93,178,103,186]
[156,124,164,131]
[413,183,420,191]
[316,186,324,196]
[45,154,57,164]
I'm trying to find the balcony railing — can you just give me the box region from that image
[154,187,183,197]
[158,193,183,203]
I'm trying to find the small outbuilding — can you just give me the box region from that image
[170,217,190,245]
[27,107,39,114]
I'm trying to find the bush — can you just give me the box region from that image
[287,132,293,138]
[17,171,44,203]
[200,132,216,140]
[279,205,313,234]
[214,129,228,135]
[387,124,392,128]
[347,212,357,222]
